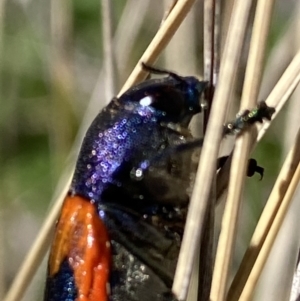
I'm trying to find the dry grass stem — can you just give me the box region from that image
[3,1,74,299]
[4,1,296,300]
[163,1,197,73]
[211,1,275,300]
[118,0,197,96]
[227,128,300,301]
[78,0,151,139]
[114,0,150,78]
[5,4,154,299]
[286,8,300,300]
[203,0,214,82]
[238,140,300,301]
[3,176,72,301]
[240,0,274,107]
[290,259,300,301]
[162,0,178,24]
[101,0,117,101]
[203,0,221,85]
[173,0,254,299]
[213,0,221,85]
[161,4,199,300]
[5,2,199,300]
[257,49,300,142]
[216,49,300,202]
[49,0,75,182]
[196,2,219,299]
[258,17,296,100]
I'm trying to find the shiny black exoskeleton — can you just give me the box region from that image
[72,65,207,206]
[70,64,274,301]
[71,65,207,301]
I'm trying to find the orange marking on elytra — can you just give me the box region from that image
[49,195,111,301]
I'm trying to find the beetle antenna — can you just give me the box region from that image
[141,62,187,85]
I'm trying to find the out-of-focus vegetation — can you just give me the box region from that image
[0,1,163,299]
[0,1,298,300]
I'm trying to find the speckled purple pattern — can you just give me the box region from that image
[71,76,206,205]
[72,101,163,201]
[68,75,206,301]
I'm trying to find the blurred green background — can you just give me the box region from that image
[0,1,299,300]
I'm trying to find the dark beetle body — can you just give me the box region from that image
[44,67,275,301]
[72,75,207,202]
[72,76,206,301]
[45,72,207,301]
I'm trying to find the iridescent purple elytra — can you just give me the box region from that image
[71,74,207,204]
[68,70,207,301]
[45,64,275,301]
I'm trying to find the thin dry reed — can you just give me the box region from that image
[2,1,300,301]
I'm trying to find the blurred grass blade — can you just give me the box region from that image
[194,1,221,300]
[3,176,71,301]
[227,128,300,301]
[257,49,300,142]
[173,0,254,299]
[212,0,275,300]
[118,0,197,96]
[101,0,117,101]
[239,142,300,301]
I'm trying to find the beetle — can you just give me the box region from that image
[44,64,274,301]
